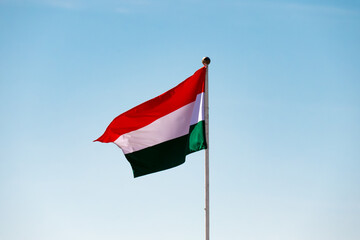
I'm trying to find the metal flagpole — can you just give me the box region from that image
[202,57,211,240]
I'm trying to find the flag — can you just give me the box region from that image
[95,66,207,177]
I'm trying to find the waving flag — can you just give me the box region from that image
[95,67,207,177]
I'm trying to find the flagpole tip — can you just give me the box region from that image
[202,57,211,66]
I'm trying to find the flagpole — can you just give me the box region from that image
[202,57,211,240]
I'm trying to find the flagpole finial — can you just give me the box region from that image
[202,57,211,66]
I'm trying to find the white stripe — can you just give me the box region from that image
[190,92,204,125]
[115,92,204,154]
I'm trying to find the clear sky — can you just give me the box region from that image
[0,0,359,240]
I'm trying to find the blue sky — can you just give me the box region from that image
[0,0,359,240]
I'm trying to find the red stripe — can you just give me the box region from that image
[95,67,206,143]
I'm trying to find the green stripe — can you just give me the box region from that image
[187,120,207,154]
[125,121,207,177]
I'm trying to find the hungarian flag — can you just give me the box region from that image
[95,67,207,177]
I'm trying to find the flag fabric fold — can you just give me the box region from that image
[95,67,207,177]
